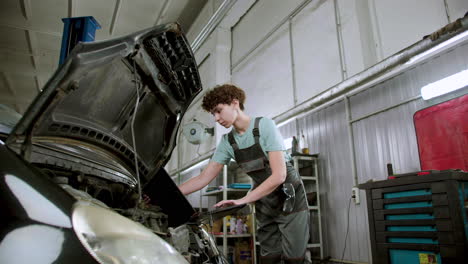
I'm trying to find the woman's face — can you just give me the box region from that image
[210,100,239,128]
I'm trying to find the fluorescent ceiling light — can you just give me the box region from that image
[421,69,468,100]
[406,30,468,65]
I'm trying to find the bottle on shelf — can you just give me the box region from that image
[229,216,236,234]
[301,131,309,154]
[292,136,299,154]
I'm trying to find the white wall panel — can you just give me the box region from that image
[351,41,468,183]
[231,0,303,65]
[30,0,67,33]
[292,0,342,104]
[171,0,467,259]
[338,0,370,77]
[187,0,215,43]
[446,0,468,22]
[351,41,468,120]
[296,101,365,260]
[290,41,468,261]
[112,1,164,37]
[232,24,294,119]
[372,0,448,59]
[75,0,116,39]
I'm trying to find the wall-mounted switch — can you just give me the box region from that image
[352,187,360,205]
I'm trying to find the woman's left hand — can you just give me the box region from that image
[214,199,245,208]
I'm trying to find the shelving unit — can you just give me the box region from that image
[202,162,257,264]
[292,154,324,260]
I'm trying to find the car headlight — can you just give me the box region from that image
[72,201,188,264]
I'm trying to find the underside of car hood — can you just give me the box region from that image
[6,23,202,188]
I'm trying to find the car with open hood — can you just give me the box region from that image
[0,22,226,264]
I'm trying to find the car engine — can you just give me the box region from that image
[35,164,225,264]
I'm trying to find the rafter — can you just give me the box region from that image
[34,76,43,93]
[0,72,21,112]
[110,0,122,35]
[24,30,43,94]
[4,24,61,37]
[154,0,172,26]
[0,47,57,57]
[0,68,52,77]
[0,72,16,98]
[25,30,39,68]
[20,0,33,20]
[68,0,76,17]
[0,96,31,106]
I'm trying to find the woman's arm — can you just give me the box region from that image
[179,161,224,195]
[214,151,286,207]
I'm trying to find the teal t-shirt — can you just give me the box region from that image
[212,117,291,165]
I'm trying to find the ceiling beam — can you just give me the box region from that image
[68,0,76,18]
[0,47,57,57]
[0,72,21,112]
[34,76,43,93]
[3,24,61,37]
[0,72,16,98]
[20,0,33,20]
[25,30,42,93]
[154,0,172,26]
[0,96,32,105]
[0,68,52,77]
[109,0,122,35]
[25,31,39,68]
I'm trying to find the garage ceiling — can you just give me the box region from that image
[0,0,207,114]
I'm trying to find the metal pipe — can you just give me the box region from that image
[443,0,451,23]
[109,0,122,35]
[175,127,182,184]
[273,15,468,125]
[288,19,298,105]
[344,96,358,188]
[191,0,237,53]
[350,95,422,124]
[334,0,347,80]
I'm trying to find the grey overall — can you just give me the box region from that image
[228,117,310,264]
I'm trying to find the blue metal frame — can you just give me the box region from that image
[59,16,101,65]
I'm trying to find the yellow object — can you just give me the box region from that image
[226,215,231,227]
[246,214,253,234]
[212,219,222,233]
[419,253,438,264]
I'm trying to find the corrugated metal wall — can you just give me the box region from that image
[276,40,468,261]
[173,0,468,262]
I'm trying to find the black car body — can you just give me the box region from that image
[0,23,222,264]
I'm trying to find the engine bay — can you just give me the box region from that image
[35,164,225,264]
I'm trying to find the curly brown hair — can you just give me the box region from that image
[201,84,246,112]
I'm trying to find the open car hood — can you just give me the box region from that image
[6,23,202,188]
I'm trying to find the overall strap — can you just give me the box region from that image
[252,117,262,144]
[227,131,239,150]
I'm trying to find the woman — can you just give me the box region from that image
[179,84,309,264]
